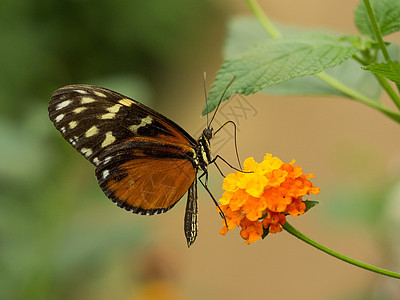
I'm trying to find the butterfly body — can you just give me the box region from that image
[49,84,212,247]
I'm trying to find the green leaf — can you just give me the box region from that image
[223,17,273,57]
[304,200,319,213]
[262,58,382,99]
[223,17,343,57]
[363,62,400,83]
[204,32,357,114]
[354,0,400,38]
[220,17,385,100]
[261,41,398,100]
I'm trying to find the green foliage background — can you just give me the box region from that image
[0,0,222,299]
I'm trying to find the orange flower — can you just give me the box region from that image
[219,154,320,245]
[262,211,286,233]
[239,218,264,245]
[218,204,245,234]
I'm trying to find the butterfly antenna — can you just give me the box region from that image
[203,72,209,128]
[208,75,236,127]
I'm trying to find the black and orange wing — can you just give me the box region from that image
[95,137,196,214]
[48,84,198,215]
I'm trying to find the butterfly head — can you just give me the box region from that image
[202,127,213,141]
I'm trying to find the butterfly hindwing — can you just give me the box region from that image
[95,137,197,214]
[49,84,199,215]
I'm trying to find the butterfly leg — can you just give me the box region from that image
[211,159,225,177]
[198,171,227,227]
[204,165,209,186]
[213,120,242,169]
[210,155,243,172]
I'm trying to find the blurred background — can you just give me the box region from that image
[1,0,399,299]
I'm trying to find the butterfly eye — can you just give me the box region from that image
[203,128,213,140]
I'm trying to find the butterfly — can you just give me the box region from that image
[48,82,231,247]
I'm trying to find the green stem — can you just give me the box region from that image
[374,74,400,110]
[353,55,400,110]
[283,222,400,279]
[245,0,281,39]
[316,72,400,123]
[363,0,400,93]
[362,0,391,62]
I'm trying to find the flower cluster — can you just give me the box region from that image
[219,153,320,245]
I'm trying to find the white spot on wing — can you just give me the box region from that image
[93,157,100,165]
[60,127,66,133]
[102,170,110,179]
[85,125,99,137]
[73,107,87,114]
[75,89,88,94]
[55,114,65,123]
[101,131,116,147]
[103,156,112,164]
[80,147,93,157]
[100,112,116,119]
[119,98,134,106]
[69,121,78,129]
[56,100,72,110]
[94,91,107,97]
[69,136,78,146]
[106,104,122,113]
[129,116,153,133]
[81,97,95,104]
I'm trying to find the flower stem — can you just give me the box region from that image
[283,221,400,279]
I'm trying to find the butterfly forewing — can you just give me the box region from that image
[48,84,198,217]
[49,85,197,165]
